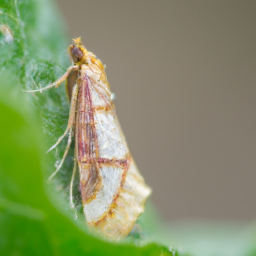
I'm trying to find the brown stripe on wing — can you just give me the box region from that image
[94,105,112,112]
[97,157,129,168]
[80,152,131,169]
[77,74,103,205]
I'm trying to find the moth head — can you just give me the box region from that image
[69,37,88,64]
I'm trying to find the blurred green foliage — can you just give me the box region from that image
[0,0,187,255]
[1,1,255,256]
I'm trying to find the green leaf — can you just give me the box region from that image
[0,0,185,255]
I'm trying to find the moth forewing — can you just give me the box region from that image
[26,38,151,241]
[76,72,103,204]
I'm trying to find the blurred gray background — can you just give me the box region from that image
[55,0,256,221]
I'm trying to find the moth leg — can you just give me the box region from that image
[69,158,77,209]
[47,83,79,153]
[48,126,73,181]
[23,65,77,93]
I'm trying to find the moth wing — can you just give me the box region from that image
[75,76,103,204]
[82,77,130,223]
[77,68,151,240]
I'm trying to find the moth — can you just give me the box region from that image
[26,38,151,240]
